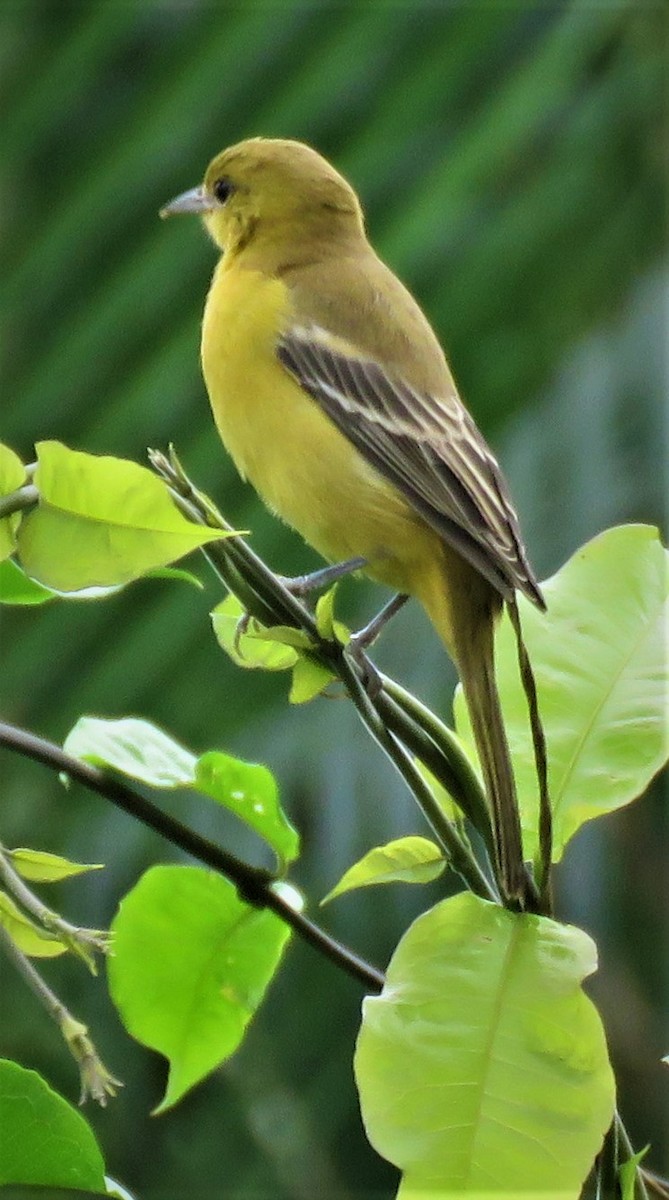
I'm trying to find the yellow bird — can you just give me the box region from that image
[161,138,545,903]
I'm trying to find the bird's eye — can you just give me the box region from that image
[213,177,234,204]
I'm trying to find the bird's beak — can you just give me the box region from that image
[159,185,214,219]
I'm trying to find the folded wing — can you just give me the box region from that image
[277,326,545,608]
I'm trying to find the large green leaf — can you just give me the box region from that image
[16,441,228,589]
[64,716,299,869]
[355,892,615,1197]
[108,865,293,1111]
[455,525,668,861]
[0,1059,106,1190]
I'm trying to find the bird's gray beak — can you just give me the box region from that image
[159,185,214,219]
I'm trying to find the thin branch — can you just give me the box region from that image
[151,450,498,899]
[507,596,552,913]
[150,449,320,636]
[378,681,543,911]
[0,721,384,994]
[615,1111,650,1200]
[0,842,109,967]
[0,924,121,1104]
[335,652,497,901]
[0,921,68,1021]
[378,677,493,844]
[0,482,38,521]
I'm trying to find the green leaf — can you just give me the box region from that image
[0,445,27,563]
[212,593,338,701]
[195,751,299,869]
[64,717,299,869]
[0,445,26,489]
[254,624,314,650]
[144,564,204,589]
[0,556,202,606]
[212,594,337,697]
[0,558,56,605]
[0,1060,106,1190]
[211,593,299,671]
[0,557,128,604]
[289,656,336,703]
[0,1188,108,1198]
[355,892,615,1197]
[315,585,337,638]
[64,716,196,787]
[314,586,349,643]
[108,865,292,1111]
[8,848,103,883]
[455,525,669,861]
[0,891,67,958]
[16,441,229,590]
[322,837,446,903]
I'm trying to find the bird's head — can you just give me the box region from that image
[160,137,364,258]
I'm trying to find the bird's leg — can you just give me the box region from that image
[278,556,368,596]
[344,593,409,699]
[350,592,409,650]
[234,557,368,650]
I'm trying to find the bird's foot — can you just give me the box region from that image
[277,556,368,598]
[348,592,409,651]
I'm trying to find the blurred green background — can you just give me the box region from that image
[1,2,666,1197]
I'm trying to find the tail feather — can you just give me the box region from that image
[456,616,526,902]
[417,553,529,904]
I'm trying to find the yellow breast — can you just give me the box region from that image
[200,260,440,595]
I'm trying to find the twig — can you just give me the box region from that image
[0,923,121,1104]
[151,449,498,900]
[0,482,38,521]
[0,842,109,969]
[378,677,493,845]
[507,596,552,913]
[335,652,497,900]
[150,449,320,636]
[0,721,384,994]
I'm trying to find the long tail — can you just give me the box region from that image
[418,556,527,905]
[454,610,526,903]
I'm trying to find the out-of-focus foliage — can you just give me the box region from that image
[0,3,666,1197]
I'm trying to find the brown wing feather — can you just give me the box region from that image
[277,327,545,609]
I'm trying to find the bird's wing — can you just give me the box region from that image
[277,325,544,607]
